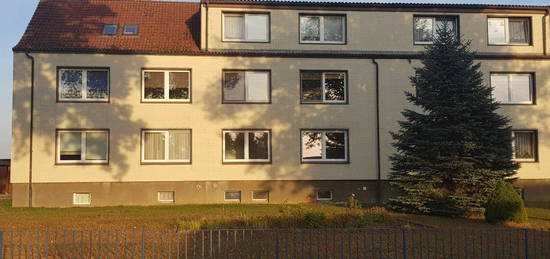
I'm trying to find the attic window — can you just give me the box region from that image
[124,24,139,35]
[102,24,117,35]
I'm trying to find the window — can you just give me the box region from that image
[301,130,348,163]
[252,191,269,201]
[223,70,270,103]
[223,130,270,163]
[222,13,269,42]
[73,193,92,205]
[57,130,108,164]
[158,191,175,203]
[301,71,346,103]
[316,190,332,201]
[142,130,191,163]
[300,15,345,44]
[491,73,533,104]
[123,24,139,35]
[512,130,537,162]
[58,68,109,101]
[142,70,191,102]
[413,16,457,44]
[488,17,531,45]
[102,24,117,35]
[224,191,241,201]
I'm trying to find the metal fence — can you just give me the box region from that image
[0,228,549,258]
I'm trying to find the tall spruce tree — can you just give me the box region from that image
[388,24,519,216]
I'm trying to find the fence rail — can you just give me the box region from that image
[0,228,548,258]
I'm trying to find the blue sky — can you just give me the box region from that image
[0,0,549,159]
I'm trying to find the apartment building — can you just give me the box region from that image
[10,0,550,207]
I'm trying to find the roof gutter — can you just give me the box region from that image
[371,59,382,204]
[24,52,34,208]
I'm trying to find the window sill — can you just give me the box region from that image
[301,160,349,164]
[56,162,108,165]
[222,161,271,165]
[222,101,271,104]
[141,161,191,165]
[299,41,346,45]
[141,100,191,103]
[57,100,109,103]
[513,160,538,163]
[222,39,270,43]
[488,43,532,46]
[498,103,535,106]
[301,101,348,105]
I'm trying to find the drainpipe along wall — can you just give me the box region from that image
[371,59,382,204]
[24,52,34,208]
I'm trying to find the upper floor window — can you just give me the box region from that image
[123,24,139,35]
[223,70,270,103]
[301,71,347,104]
[491,73,534,104]
[57,129,109,164]
[142,70,191,102]
[222,13,269,42]
[488,17,531,45]
[512,130,537,162]
[300,15,345,44]
[301,129,348,163]
[58,68,109,102]
[223,130,271,163]
[141,129,191,164]
[102,24,117,35]
[413,16,457,44]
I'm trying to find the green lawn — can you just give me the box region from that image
[1,199,549,230]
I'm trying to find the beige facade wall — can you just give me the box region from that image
[203,6,548,55]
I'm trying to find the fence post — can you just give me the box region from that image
[275,231,280,259]
[524,229,529,259]
[402,229,407,259]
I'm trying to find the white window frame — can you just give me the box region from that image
[490,73,533,104]
[413,16,457,45]
[58,68,109,102]
[299,15,346,44]
[222,13,269,42]
[56,130,109,164]
[222,70,271,103]
[224,191,241,202]
[142,70,191,102]
[488,17,531,45]
[301,71,347,103]
[222,130,271,163]
[251,190,269,201]
[157,191,175,203]
[301,130,348,162]
[123,24,139,35]
[512,130,537,162]
[141,129,191,163]
[73,193,92,205]
[316,190,333,201]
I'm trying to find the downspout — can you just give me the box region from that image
[544,9,549,56]
[24,52,35,208]
[204,0,209,51]
[371,59,382,204]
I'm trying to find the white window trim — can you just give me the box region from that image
[222,130,271,163]
[316,190,333,201]
[73,193,92,205]
[223,71,271,103]
[491,73,533,104]
[301,130,348,162]
[56,130,109,164]
[251,190,269,201]
[512,130,537,162]
[141,130,191,163]
[58,69,109,102]
[123,24,138,35]
[141,70,191,102]
[413,16,457,45]
[302,72,347,103]
[224,191,241,202]
[299,15,346,44]
[222,13,269,42]
[488,17,530,45]
[157,191,175,203]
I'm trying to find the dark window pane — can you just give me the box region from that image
[60,70,83,99]
[169,72,189,99]
[223,72,245,101]
[144,72,164,99]
[102,24,117,35]
[435,17,457,40]
[514,131,535,159]
[124,25,138,35]
[324,16,344,42]
[301,72,322,102]
[326,132,346,159]
[252,191,269,200]
[509,19,529,44]
[87,71,109,99]
[317,190,332,200]
[324,73,345,101]
[248,132,269,160]
[224,132,245,160]
[225,191,241,200]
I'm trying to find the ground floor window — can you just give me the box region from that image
[224,191,241,201]
[512,130,537,162]
[142,129,191,163]
[301,129,348,163]
[223,130,271,163]
[316,190,333,201]
[252,190,269,201]
[57,130,109,164]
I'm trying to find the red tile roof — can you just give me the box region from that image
[13,0,201,54]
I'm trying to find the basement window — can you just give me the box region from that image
[73,193,92,205]
[158,191,175,203]
[102,24,118,35]
[512,130,538,162]
[316,190,333,201]
[224,191,241,202]
[123,24,139,35]
[252,190,269,201]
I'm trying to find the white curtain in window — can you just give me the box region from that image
[144,132,165,160]
[85,132,108,160]
[509,20,528,43]
[246,14,268,41]
[224,15,244,40]
[515,132,534,159]
[488,18,506,44]
[169,130,191,161]
[245,72,269,102]
[490,75,509,103]
[510,75,531,103]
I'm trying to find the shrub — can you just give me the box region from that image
[303,212,328,228]
[178,220,202,230]
[484,182,527,223]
